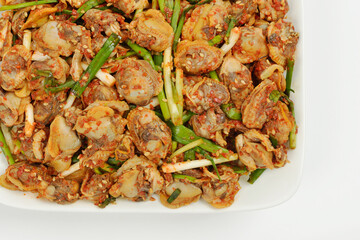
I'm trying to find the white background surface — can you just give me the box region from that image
[0,0,359,239]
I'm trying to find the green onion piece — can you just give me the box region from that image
[221,103,242,120]
[208,35,223,46]
[289,125,296,149]
[154,53,163,66]
[171,141,178,153]
[188,0,212,5]
[94,168,103,175]
[107,157,122,166]
[157,90,171,121]
[98,196,116,208]
[14,140,24,155]
[56,9,73,15]
[269,136,278,148]
[209,70,220,81]
[71,0,106,22]
[248,169,266,184]
[158,0,165,13]
[163,47,182,125]
[114,51,137,60]
[99,163,116,173]
[125,40,161,71]
[285,59,295,97]
[165,0,174,11]
[170,139,203,159]
[225,17,236,40]
[169,123,228,154]
[285,59,296,148]
[223,164,247,174]
[171,81,179,104]
[182,111,195,123]
[173,5,195,52]
[46,79,76,93]
[155,52,171,121]
[134,8,143,17]
[170,0,181,31]
[195,147,221,180]
[96,6,124,14]
[173,174,197,182]
[0,127,15,165]
[71,151,81,164]
[167,188,181,203]
[175,68,184,120]
[152,0,158,9]
[0,0,58,11]
[183,148,196,161]
[36,70,53,77]
[72,33,121,97]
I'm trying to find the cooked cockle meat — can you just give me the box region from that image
[115,58,162,106]
[230,0,257,25]
[74,101,128,168]
[2,162,50,191]
[201,165,240,208]
[11,7,28,37]
[33,93,66,125]
[159,180,202,209]
[0,12,13,59]
[74,101,128,142]
[241,79,277,129]
[44,115,82,172]
[235,129,279,171]
[254,19,270,36]
[174,40,224,74]
[232,27,269,64]
[109,155,164,201]
[263,101,295,145]
[12,128,47,163]
[32,21,92,58]
[82,80,119,106]
[105,0,149,15]
[0,90,30,127]
[83,9,127,39]
[81,170,112,205]
[28,57,70,86]
[0,91,20,127]
[184,77,230,114]
[253,58,286,91]
[182,1,229,42]
[190,107,226,144]
[0,45,31,91]
[39,177,80,204]
[129,9,173,52]
[219,55,254,108]
[127,108,171,163]
[267,19,299,66]
[255,0,289,22]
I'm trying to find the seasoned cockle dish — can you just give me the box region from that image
[0,0,299,209]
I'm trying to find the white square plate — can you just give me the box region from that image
[0,0,304,212]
